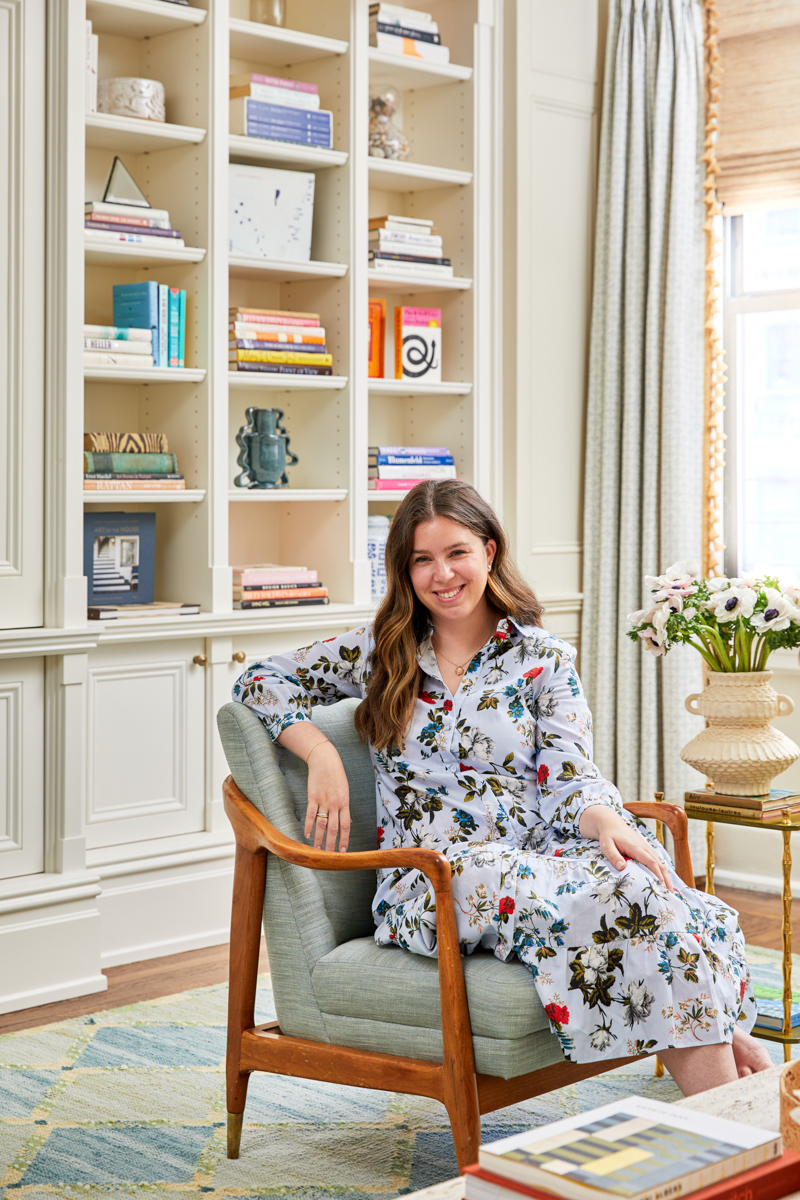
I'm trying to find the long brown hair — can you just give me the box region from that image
[355,480,543,751]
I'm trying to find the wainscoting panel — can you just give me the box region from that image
[0,658,44,880]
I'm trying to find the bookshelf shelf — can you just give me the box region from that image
[228,373,349,391]
[228,489,348,502]
[84,239,207,268]
[367,270,473,293]
[368,49,473,90]
[86,0,206,38]
[228,134,348,171]
[228,19,349,67]
[83,367,207,383]
[368,492,413,503]
[368,158,472,192]
[83,490,207,504]
[369,379,473,396]
[228,255,348,283]
[85,113,207,153]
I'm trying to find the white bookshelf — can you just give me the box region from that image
[83,489,207,503]
[228,256,348,282]
[228,134,348,170]
[366,270,473,292]
[84,239,207,267]
[86,0,207,37]
[228,18,348,66]
[228,489,348,502]
[229,372,349,390]
[369,379,473,396]
[367,159,473,191]
[85,113,207,152]
[83,366,207,382]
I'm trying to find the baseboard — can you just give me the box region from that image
[0,905,105,1015]
[712,867,800,897]
[100,927,231,969]
[0,973,107,1014]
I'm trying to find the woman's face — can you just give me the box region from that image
[408,517,496,625]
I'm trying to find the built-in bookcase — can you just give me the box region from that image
[75,0,495,624]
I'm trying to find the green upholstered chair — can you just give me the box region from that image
[217,698,694,1170]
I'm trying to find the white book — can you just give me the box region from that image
[84,338,153,354]
[369,258,453,277]
[375,214,435,229]
[84,229,186,248]
[369,230,443,247]
[85,201,171,221]
[230,83,321,110]
[372,243,445,259]
[83,351,155,367]
[369,464,456,480]
[370,32,450,63]
[230,324,327,340]
[84,324,153,342]
[371,4,435,30]
[229,163,315,261]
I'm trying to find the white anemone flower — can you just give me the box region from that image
[645,560,700,600]
[637,627,667,657]
[706,585,758,623]
[751,588,800,632]
[627,605,658,628]
[706,576,731,593]
[779,573,800,606]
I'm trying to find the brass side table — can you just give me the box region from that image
[684,803,799,1062]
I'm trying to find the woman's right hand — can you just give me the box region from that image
[303,742,351,853]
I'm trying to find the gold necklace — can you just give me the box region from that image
[432,621,496,676]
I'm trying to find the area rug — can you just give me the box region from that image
[1,947,796,1199]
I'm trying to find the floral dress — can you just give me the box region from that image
[232,616,756,1064]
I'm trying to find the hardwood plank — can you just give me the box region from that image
[715,884,800,955]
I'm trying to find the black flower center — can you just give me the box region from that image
[725,596,739,610]
[765,607,779,621]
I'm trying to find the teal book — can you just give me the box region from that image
[84,452,179,475]
[168,287,180,367]
[178,288,186,367]
[158,284,169,368]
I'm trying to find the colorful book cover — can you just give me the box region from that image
[368,298,385,378]
[229,164,315,261]
[112,282,158,347]
[229,349,333,365]
[84,452,179,474]
[83,511,156,607]
[84,432,168,453]
[394,306,442,382]
[754,997,800,1029]
[178,289,186,368]
[83,325,153,342]
[158,284,169,368]
[168,288,180,367]
[230,340,327,353]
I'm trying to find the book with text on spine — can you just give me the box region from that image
[228,362,333,376]
[369,31,450,63]
[368,478,431,491]
[84,351,155,368]
[229,83,321,110]
[395,306,442,383]
[369,464,456,480]
[234,596,330,609]
[229,72,318,94]
[230,325,326,343]
[232,587,327,601]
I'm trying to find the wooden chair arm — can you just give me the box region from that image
[623,801,695,888]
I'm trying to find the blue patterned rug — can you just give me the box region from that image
[1,947,797,1199]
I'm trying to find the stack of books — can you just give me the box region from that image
[83,432,185,492]
[369,4,450,65]
[85,201,186,252]
[84,511,198,620]
[464,1097,797,1200]
[368,445,455,491]
[229,308,333,376]
[84,282,187,370]
[753,996,800,1031]
[369,215,452,279]
[233,564,329,610]
[684,787,800,822]
[88,601,200,620]
[229,72,333,149]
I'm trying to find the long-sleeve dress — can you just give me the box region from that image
[232,615,756,1064]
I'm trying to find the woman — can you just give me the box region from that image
[232,480,770,1094]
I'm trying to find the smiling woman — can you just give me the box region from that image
[232,480,772,1093]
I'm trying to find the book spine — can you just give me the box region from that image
[371,455,454,465]
[370,251,451,265]
[230,339,326,353]
[86,230,186,247]
[83,481,186,490]
[230,326,326,342]
[158,284,169,369]
[237,579,322,591]
[84,221,182,238]
[84,338,153,354]
[85,213,171,229]
[229,362,333,375]
[83,352,155,367]
[370,231,444,247]
[370,445,451,455]
[235,597,330,609]
[236,72,318,93]
[374,20,441,43]
[237,124,332,147]
[229,311,320,327]
[240,99,332,125]
[112,282,158,341]
[232,587,328,600]
[684,804,765,820]
[87,202,171,220]
[229,350,333,365]
[234,574,318,585]
[370,32,450,62]
[231,84,321,109]
[371,8,438,34]
[369,258,453,274]
[368,478,428,490]
[370,465,456,480]
[178,289,186,369]
[168,288,180,367]
[394,304,402,379]
[83,325,153,342]
[84,452,179,474]
[85,473,183,481]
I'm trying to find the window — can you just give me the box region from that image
[724,208,800,576]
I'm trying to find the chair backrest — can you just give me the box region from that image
[216,699,378,1040]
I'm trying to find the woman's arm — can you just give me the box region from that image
[578,803,674,891]
[276,723,351,854]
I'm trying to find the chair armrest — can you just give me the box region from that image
[623,801,695,888]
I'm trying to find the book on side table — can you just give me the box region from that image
[685,789,800,821]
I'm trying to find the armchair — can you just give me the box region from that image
[217,699,694,1171]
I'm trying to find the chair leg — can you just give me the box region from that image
[226,840,267,1158]
[443,1077,481,1172]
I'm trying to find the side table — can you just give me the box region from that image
[683,801,799,1062]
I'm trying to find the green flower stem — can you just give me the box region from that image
[755,636,773,672]
[704,622,734,671]
[685,638,723,670]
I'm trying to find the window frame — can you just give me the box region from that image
[722,212,800,577]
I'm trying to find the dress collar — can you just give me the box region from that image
[417,614,517,678]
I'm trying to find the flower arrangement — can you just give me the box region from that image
[627,562,800,672]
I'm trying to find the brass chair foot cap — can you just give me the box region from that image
[227,1111,244,1159]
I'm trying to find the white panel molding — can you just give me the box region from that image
[0,0,22,579]
[529,542,582,556]
[711,866,800,897]
[0,681,21,854]
[531,95,596,119]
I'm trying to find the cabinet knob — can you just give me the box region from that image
[232,650,246,663]
[193,654,207,667]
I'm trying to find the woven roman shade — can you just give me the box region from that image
[717,0,800,212]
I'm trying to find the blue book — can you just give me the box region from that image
[84,511,156,607]
[244,100,331,128]
[245,124,332,148]
[113,282,158,348]
[755,997,800,1029]
[158,284,169,368]
[370,454,455,466]
[178,288,186,368]
[168,288,181,367]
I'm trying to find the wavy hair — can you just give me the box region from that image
[355,479,544,751]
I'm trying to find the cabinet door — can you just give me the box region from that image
[85,640,206,850]
[0,658,44,880]
[0,0,44,627]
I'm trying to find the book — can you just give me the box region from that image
[168,288,181,368]
[83,511,156,606]
[229,308,320,326]
[84,338,153,354]
[83,351,155,367]
[369,32,451,63]
[230,339,328,354]
[230,324,326,342]
[229,97,332,128]
[228,362,333,376]
[370,250,452,265]
[232,565,317,584]
[369,445,451,455]
[86,201,171,221]
[231,587,328,601]
[158,284,169,369]
[395,306,442,383]
[369,258,453,277]
[85,212,171,229]
[84,432,167,453]
[83,325,152,342]
[234,597,330,609]
[684,801,800,822]
[371,19,441,44]
[686,789,800,811]
[84,221,183,239]
[368,478,429,490]
[754,997,800,1029]
[369,214,435,230]
[229,83,322,110]
[369,229,443,247]
[368,299,385,378]
[113,282,159,349]
[478,1097,781,1200]
[369,454,454,465]
[88,602,200,620]
[229,350,333,366]
[231,122,334,148]
[369,464,456,480]
[229,72,318,94]
[178,287,186,369]
[463,1153,800,1200]
[84,452,179,474]
[229,164,315,261]
[84,230,186,249]
[85,473,183,481]
[370,4,436,34]
[83,480,186,491]
[236,580,322,592]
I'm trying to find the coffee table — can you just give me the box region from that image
[403,1065,799,1200]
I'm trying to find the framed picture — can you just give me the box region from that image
[83,512,156,606]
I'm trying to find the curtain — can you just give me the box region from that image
[581,0,707,858]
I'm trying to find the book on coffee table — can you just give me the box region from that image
[477,1097,780,1200]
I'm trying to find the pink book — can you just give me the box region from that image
[233,568,319,585]
[230,72,318,94]
[229,311,320,328]
[367,478,429,491]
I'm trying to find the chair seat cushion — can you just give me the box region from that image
[312,937,550,1041]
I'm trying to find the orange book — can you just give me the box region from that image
[232,587,328,600]
[368,299,385,378]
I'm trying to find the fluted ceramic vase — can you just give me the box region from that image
[680,671,799,796]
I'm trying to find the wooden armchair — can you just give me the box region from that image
[217,700,694,1171]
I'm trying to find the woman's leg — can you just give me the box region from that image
[659,1028,772,1095]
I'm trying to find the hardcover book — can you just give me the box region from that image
[686,788,800,810]
[84,432,168,453]
[228,164,315,261]
[368,298,385,378]
[754,997,800,1029]
[229,83,322,110]
[229,72,319,94]
[394,306,442,382]
[83,512,156,606]
[84,452,179,475]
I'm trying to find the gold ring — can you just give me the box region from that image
[316,813,329,823]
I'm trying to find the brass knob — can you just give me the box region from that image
[192,654,207,667]
[232,650,246,663]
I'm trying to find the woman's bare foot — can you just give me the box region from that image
[732,1027,773,1077]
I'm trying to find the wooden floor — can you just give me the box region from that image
[0,885,795,1035]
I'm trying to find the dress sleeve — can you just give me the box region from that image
[529,652,623,838]
[231,625,371,742]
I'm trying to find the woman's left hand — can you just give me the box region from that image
[578,804,674,892]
